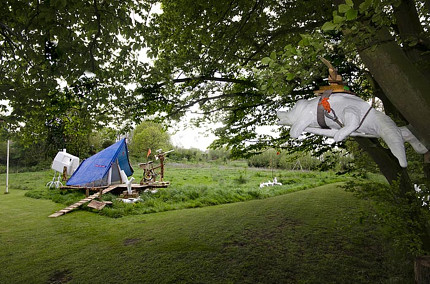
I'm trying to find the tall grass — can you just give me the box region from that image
[16,162,350,217]
[96,165,349,217]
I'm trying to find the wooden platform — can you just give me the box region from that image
[48,185,119,218]
[49,182,170,218]
[60,182,170,191]
[60,185,109,191]
[126,181,170,189]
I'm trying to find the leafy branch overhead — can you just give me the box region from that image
[1,0,429,160]
[0,0,152,140]
[132,0,339,154]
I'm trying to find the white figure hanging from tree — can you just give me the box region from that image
[277,58,428,168]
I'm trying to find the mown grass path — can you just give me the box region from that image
[0,184,411,283]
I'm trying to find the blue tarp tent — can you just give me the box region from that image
[66,138,133,187]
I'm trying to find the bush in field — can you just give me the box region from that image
[169,147,206,162]
[318,150,355,173]
[278,152,321,171]
[168,147,231,163]
[207,148,231,162]
[234,170,249,184]
[248,149,321,171]
[247,149,282,168]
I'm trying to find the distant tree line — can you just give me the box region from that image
[167,148,231,164]
[0,121,233,172]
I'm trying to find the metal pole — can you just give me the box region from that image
[5,139,9,194]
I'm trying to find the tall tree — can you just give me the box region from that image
[320,0,430,191]
[128,121,172,159]
[134,0,335,154]
[134,0,429,187]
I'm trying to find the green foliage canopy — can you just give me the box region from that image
[0,0,152,140]
[133,0,430,158]
[131,0,338,156]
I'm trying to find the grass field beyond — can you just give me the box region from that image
[11,163,349,217]
[0,178,413,283]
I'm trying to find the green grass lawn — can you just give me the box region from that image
[0,178,413,283]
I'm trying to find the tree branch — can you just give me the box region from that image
[227,0,263,50]
[172,76,256,87]
[394,0,424,42]
[240,20,326,66]
[89,0,102,72]
[354,137,413,193]
[393,0,430,76]
[195,99,274,115]
[169,92,263,116]
[358,27,430,147]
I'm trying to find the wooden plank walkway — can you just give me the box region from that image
[48,185,119,218]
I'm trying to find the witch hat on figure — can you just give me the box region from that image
[314,57,353,95]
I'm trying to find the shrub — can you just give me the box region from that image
[343,179,430,256]
[248,149,281,168]
[234,170,249,184]
[248,149,322,171]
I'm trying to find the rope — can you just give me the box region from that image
[355,105,373,131]
[324,108,344,128]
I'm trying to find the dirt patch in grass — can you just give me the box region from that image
[223,217,302,249]
[48,269,72,284]
[123,238,141,246]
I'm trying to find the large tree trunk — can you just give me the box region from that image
[358,28,430,148]
[393,0,430,78]
[334,0,430,268]
[332,0,430,188]
[354,137,413,194]
[415,256,430,284]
